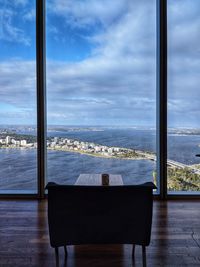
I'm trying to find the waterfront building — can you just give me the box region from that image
[54,137,58,143]
[74,141,79,146]
[33,143,37,148]
[108,148,114,154]
[51,142,56,147]
[94,146,101,152]
[82,144,89,150]
[6,136,11,144]
[89,143,95,148]
[47,141,50,147]
[20,140,27,146]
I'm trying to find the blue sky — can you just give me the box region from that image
[0,0,200,128]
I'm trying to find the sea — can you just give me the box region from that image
[0,128,200,191]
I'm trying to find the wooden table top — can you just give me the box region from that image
[75,173,123,186]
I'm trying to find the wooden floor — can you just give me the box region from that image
[0,200,200,267]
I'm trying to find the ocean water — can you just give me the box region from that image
[0,129,200,190]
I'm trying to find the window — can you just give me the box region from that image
[46,0,157,188]
[0,0,199,197]
[0,1,37,193]
[167,0,200,193]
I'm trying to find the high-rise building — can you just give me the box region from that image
[20,140,27,146]
[6,136,11,144]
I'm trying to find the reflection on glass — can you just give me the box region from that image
[46,0,157,188]
[168,0,200,192]
[0,1,37,193]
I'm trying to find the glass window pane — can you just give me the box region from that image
[0,0,37,193]
[46,0,157,189]
[168,0,200,193]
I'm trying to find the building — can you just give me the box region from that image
[53,137,58,143]
[20,140,27,146]
[94,146,101,152]
[5,136,11,144]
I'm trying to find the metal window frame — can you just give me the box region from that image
[0,0,46,199]
[36,0,46,199]
[157,0,167,199]
[158,0,200,199]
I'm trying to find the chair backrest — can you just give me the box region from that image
[46,182,155,248]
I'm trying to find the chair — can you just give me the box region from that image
[46,182,156,267]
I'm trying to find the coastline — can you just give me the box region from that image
[48,147,147,160]
[0,146,148,161]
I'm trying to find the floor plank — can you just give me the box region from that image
[0,200,200,267]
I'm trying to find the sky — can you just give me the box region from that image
[0,0,199,127]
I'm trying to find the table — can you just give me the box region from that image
[75,173,123,186]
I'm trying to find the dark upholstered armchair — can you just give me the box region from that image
[46,182,156,267]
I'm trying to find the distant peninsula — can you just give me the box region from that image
[0,134,155,161]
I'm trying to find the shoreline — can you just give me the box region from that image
[48,147,147,160]
[0,146,148,161]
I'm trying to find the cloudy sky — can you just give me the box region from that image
[0,0,199,127]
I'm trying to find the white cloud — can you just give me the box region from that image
[23,9,35,21]
[45,0,157,125]
[0,60,36,108]
[0,0,28,7]
[14,0,28,6]
[0,1,31,45]
[48,0,130,29]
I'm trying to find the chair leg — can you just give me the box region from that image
[55,247,59,267]
[142,246,146,267]
[132,244,135,259]
[64,245,68,257]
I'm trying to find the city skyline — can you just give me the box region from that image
[0,0,200,127]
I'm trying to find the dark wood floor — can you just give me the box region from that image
[0,200,200,267]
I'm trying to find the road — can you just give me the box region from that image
[136,150,200,175]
